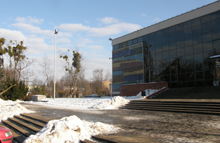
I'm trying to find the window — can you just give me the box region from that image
[202,32,212,42]
[192,18,201,27]
[162,43,169,52]
[201,14,211,24]
[113,45,119,50]
[213,39,220,52]
[196,72,204,80]
[156,52,163,61]
[177,47,185,57]
[176,30,184,40]
[212,19,220,31]
[133,38,138,44]
[155,37,161,46]
[128,40,132,46]
[213,29,220,40]
[119,43,124,48]
[155,45,162,53]
[169,26,176,33]
[193,35,202,45]
[169,49,177,59]
[185,46,193,55]
[193,44,203,54]
[202,22,212,33]
[203,42,213,52]
[184,28,193,38]
[194,53,203,63]
[192,25,202,36]
[211,10,220,21]
[161,35,168,44]
[169,41,176,50]
[177,39,185,48]
[176,23,184,31]
[169,32,176,42]
[163,51,169,59]
[124,41,128,47]
[184,21,192,29]
[185,37,193,47]
[138,37,143,43]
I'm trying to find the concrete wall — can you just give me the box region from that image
[31,95,46,101]
[120,82,168,97]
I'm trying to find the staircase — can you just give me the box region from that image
[150,86,220,99]
[121,100,220,115]
[1,113,146,143]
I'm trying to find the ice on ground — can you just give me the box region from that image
[89,96,130,109]
[0,98,34,121]
[24,115,120,143]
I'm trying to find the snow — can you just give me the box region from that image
[24,115,120,143]
[27,96,133,110]
[0,99,33,121]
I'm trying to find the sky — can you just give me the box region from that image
[0,0,218,82]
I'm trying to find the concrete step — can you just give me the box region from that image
[21,113,55,123]
[2,120,32,137]
[8,117,41,133]
[0,122,26,143]
[14,115,46,128]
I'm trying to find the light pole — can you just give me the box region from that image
[54,29,58,99]
[109,38,113,97]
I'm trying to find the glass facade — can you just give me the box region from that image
[112,43,144,93]
[112,10,220,90]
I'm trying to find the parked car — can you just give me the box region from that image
[0,125,13,143]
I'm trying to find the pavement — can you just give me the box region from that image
[21,103,220,143]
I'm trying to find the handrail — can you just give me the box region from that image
[146,82,161,96]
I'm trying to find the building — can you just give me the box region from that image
[111,1,220,96]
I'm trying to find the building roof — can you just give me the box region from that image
[112,0,220,46]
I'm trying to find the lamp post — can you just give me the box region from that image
[54,29,58,99]
[109,38,113,97]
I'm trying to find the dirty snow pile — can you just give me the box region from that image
[24,115,120,143]
[0,98,33,121]
[89,96,129,109]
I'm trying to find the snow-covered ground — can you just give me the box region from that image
[0,98,33,121]
[25,95,145,110]
[0,92,157,143]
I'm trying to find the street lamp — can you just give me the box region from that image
[54,29,58,99]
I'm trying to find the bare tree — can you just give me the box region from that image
[39,55,52,85]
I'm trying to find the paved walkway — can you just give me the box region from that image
[22,103,220,143]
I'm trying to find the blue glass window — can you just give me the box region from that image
[202,22,212,33]
[176,23,184,31]
[176,30,184,40]
[203,42,213,52]
[177,47,185,57]
[185,46,193,55]
[169,26,176,33]
[177,39,185,48]
[211,10,220,21]
[169,32,176,42]
[213,39,220,52]
[169,41,176,50]
[201,14,211,24]
[193,35,202,45]
[184,21,192,29]
[133,38,138,44]
[192,25,202,36]
[184,28,192,38]
[162,43,169,52]
[185,37,193,47]
[213,29,220,40]
[212,19,220,30]
[194,44,203,54]
[192,18,201,27]
[138,37,143,43]
[202,32,212,42]
[128,40,132,46]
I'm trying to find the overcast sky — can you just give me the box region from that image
[0,0,217,81]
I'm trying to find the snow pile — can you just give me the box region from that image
[0,99,33,121]
[24,115,120,143]
[90,96,129,109]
